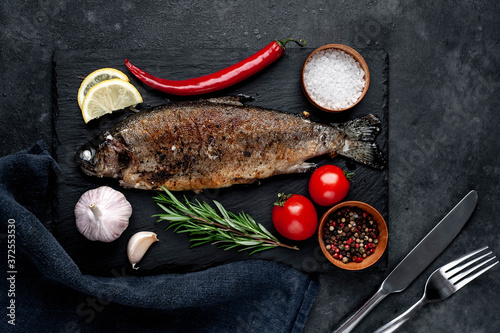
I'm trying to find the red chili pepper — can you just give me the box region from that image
[124,38,306,96]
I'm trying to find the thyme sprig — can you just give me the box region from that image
[152,188,299,255]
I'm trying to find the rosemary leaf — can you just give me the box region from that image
[249,245,276,256]
[233,239,260,246]
[258,223,279,240]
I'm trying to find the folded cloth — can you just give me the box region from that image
[0,142,318,333]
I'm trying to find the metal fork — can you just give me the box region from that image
[373,246,498,333]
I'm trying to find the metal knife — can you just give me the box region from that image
[332,190,478,333]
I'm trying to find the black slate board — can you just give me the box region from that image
[53,48,388,276]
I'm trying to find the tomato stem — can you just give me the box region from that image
[274,193,293,206]
[344,171,355,180]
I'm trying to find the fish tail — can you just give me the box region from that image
[336,114,386,169]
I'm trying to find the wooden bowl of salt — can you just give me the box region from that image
[301,44,370,113]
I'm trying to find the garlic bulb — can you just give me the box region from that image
[127,231,159,269]
[75,186,132,242]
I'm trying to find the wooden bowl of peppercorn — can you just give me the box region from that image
[318,201,388,270]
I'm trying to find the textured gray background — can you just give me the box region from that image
[1,1,499,332]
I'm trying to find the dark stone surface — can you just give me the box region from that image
[53,48,387,275]
[1,1,499,332]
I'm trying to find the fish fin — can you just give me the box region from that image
[336,114,386,169]
[205,95,253,106]
[341,114,381,141]
[119,180,133,188]
[285,162,317,174]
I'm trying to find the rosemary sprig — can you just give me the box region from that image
[152,188,299,255]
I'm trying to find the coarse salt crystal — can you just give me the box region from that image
[303,49,366,110]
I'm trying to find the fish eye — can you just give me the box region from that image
[81,149,93,161]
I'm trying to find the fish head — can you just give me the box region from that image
[76,132,130,178]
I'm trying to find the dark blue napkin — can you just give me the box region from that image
[0,142,318,332]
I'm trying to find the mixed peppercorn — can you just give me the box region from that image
[322,206,379,263]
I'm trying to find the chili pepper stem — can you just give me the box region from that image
[276,38,307,48]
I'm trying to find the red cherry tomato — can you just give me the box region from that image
[272,194,318,241]
[309,165,351,206]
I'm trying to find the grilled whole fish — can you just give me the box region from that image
[76,96,385,191]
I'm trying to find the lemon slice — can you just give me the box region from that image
[81,79,143,123]
[78,68,130,109]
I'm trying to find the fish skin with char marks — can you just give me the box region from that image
[75,96,385,191]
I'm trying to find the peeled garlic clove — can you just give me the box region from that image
[74,186,132,242]
[127,231,159,270]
